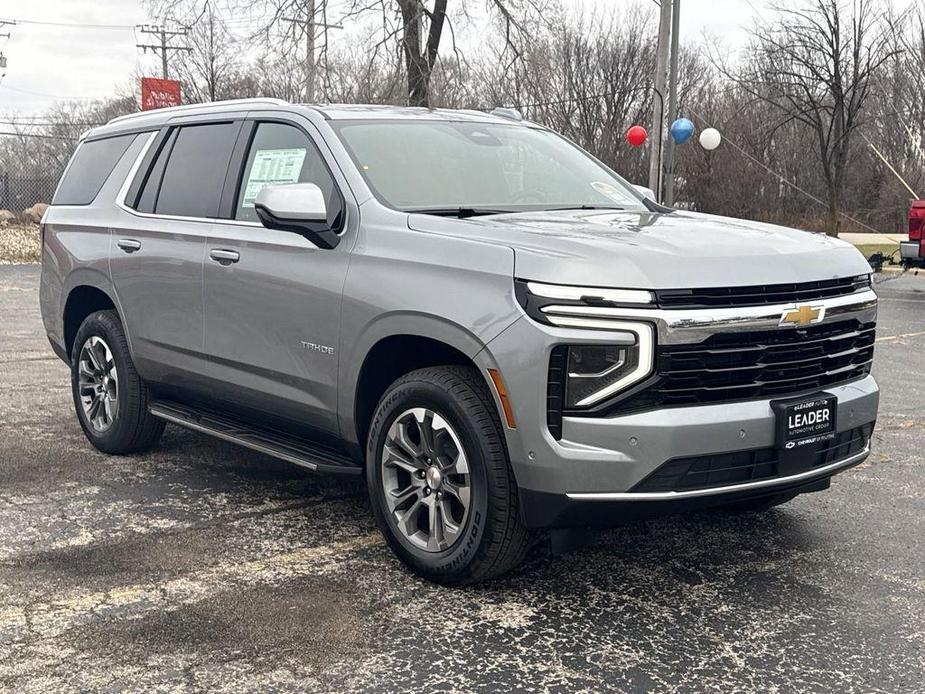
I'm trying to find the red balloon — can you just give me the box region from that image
[626,125,648,147]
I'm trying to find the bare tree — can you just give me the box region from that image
[151,0,549,106]
[0,96,136,209]
[174,2,238,102]
[396,0,446,106]
[14,0,922,234]
[735,0,895,236]
[335,0,549,106]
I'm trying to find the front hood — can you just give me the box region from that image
[407,209,871,288]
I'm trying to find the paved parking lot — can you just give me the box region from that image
[1,264,923,693]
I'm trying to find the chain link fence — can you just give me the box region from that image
[0,172,58,213]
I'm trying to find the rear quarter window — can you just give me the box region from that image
[52,134,137,206]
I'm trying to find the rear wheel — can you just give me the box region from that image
[70,310,164,454]
[366,366,530,585]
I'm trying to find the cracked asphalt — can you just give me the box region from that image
[1,264,923,693]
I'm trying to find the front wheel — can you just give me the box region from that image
[366,366,530,585]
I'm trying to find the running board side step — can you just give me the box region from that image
[148,401,362,475]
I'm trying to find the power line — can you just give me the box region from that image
[0,19,14,60]
[0,119,103,127]
[0,131,77,140]
[0,84,100,99]
[513,84,894,236]
[516,87,650,109]
[686,107,889,236]
[0,17,134,30]
[507,81,895,236]
[136,24,191,80]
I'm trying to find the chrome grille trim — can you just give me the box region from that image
[542,289,878,345]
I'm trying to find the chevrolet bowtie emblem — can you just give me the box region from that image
[780,304,825,327]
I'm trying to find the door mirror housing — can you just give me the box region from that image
[254,183,341,249]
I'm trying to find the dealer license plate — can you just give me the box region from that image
[771,394,837,450]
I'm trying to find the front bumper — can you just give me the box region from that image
[478,288,879,528]
[510,375,878,527]
[519,465,845,527]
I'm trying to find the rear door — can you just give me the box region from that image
[110,119,242,383]
[201,115,354,435]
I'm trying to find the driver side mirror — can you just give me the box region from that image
[254,183,341,250]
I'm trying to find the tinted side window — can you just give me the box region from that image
[155,122,239,218]
[135,129,177,214]
[52,134,137,206]
[234,122,342,226]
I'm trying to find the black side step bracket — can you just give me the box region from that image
[148,400,362,475]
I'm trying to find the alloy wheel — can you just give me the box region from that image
[380,407,471,552]
[77,336,119,432]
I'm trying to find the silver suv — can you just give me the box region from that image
[40,99,879,584]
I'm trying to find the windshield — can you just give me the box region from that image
[331,119,646,214]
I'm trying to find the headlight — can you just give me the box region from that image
[516,279,654,327]
[555,323,655,408]
[526,281,653,305]
[565,344,638,407]
[518,281,656,411]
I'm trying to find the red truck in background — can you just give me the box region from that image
[903,201,925,267]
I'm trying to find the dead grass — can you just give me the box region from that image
[855,243,900,261]
[0,224,41,264]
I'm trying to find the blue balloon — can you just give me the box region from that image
[670,118,695,145]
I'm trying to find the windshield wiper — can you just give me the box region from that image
[405,207,515,218]
[543,204,625,212]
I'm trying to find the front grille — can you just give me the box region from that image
[632,424,873,493]
[655,275,870,309]
[607,320,875,414]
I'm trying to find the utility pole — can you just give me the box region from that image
[136,24,191,79]
[307,0,316,103]
[283,2,342,103]
[664,0,681,207]
[648,0,673,202]
[0,20,15,68]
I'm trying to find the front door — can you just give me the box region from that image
[202,118,353,435]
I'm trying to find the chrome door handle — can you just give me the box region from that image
[209,249,240,265]
[117,239,141,253]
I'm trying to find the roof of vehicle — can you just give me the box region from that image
[87,98,530,140]
[309,103,526,124]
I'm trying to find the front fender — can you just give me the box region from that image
[338,311,517,448]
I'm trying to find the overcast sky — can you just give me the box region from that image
[0,0,769,116]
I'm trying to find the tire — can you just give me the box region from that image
[70,309,165,454]
[366,366,530,585]
[711,491,799,515]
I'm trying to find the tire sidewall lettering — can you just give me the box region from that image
[368,381,490,571]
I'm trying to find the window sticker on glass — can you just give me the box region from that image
[591,181,627,204]
[242,148,307,208]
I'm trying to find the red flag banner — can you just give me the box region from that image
[141,77,181,111]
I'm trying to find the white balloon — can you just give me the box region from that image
[699,127,722,151]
